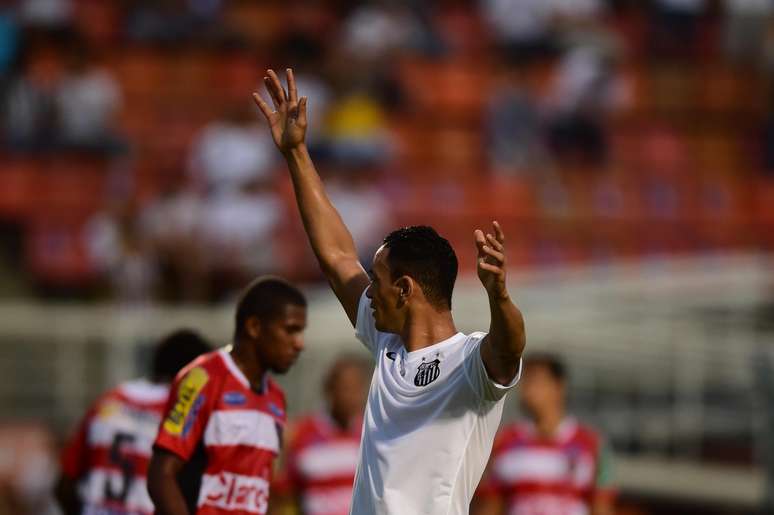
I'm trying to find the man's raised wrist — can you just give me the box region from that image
[488,289,511,303]
[282,143,308,161]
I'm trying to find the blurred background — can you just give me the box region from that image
[0,0,773,514]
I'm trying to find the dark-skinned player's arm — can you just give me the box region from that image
[253,69,368,326]
[147,449,190,515]
[53,475,81,515]
[476,221,526,386]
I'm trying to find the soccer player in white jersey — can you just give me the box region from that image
[254,69,526,515]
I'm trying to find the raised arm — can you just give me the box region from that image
[253,69,368,326]
[476,221,526,386]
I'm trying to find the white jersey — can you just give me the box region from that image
[350,291,522,515]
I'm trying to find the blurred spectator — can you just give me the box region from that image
[85,201,159,303]
[124,0,208,44]
[19,0,71,27]
[0,6,19,76]
[545,47,625,167]
[474,354,616,515]
[272,355,370,515]
[54,329,211,515]
[198,180,285,300]
[188,104,278,195]
[322,165,394,264]
[141,183,206,302]
[55,43,125,155]
[340,1,425,61]
[480,0,557,64]
[2,43,61,152]
[292,69,333,149]
[486,64,545,174]
[649,0,707,58]
[323,88,394,168]
[187,103,283,299]
[0,424,59,515]
[723,0,773,64]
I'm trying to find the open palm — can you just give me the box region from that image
[253,68,307,153]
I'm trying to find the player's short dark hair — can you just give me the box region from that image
[524,353,567,383]
[234,276,307,339]
[152,329,211,382]
[382,226,458,310]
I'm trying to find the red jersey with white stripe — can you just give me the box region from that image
[477,418,615,515]
[275,413,361,515]
[60,378,170,515]
[154,349,286,515]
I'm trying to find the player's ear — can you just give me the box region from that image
[395,276,413,303]
[245,316,262,339]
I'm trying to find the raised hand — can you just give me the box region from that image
[253,68,307,153]
[475,221,509,301]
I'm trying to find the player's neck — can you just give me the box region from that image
[230,341,267,392]
[535,409,565,439]
[400,309,457,353]
[330,409,354,432]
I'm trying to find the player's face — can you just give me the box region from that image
[327,364,368,421]
[519,365,564,419]
[258,304,307,374]
[366,246,403,333]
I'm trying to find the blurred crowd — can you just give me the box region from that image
[0,0,773,303]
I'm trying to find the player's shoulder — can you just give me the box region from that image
[572,420,605,447]
[293,413,321,432]
[492,421,528,449]
[461,331,488,353]
[115,378,170,407]
[506,421,532,438]
[174,349,226,383]
[285,413,324,448]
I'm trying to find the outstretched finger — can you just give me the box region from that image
[481,244,505,264]
[479,260,504,275]
[297,96,308,126]
[486,233,503,252]
[264,76,283,110]
[286,68,298,105]
[474,229,488,253]
[252,93,273,121]
[266,69,287,107]
[493,221,505,244]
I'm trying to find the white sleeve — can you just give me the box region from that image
[464,333,522,402]
[354,289,380,356]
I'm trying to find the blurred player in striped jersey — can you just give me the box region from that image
[474,354,616,515]
[148,277,307,515]
[55,329,211,515]
[272,355,369,515]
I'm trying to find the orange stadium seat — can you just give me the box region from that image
[113,49,167,100]
[753,178,774,249]
[36,157,108,217]
[699,65,760,114]
[24,212,97,287]
[649,64,697,114]
[0,158,40,219]
[397,58,490,124]
[222,2,287,47]
[694,176,752,250]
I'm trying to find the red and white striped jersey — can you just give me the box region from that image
[60,378,171,515]
[477,418,615,515]
[154,349,287,515]
[274,413,361,515]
